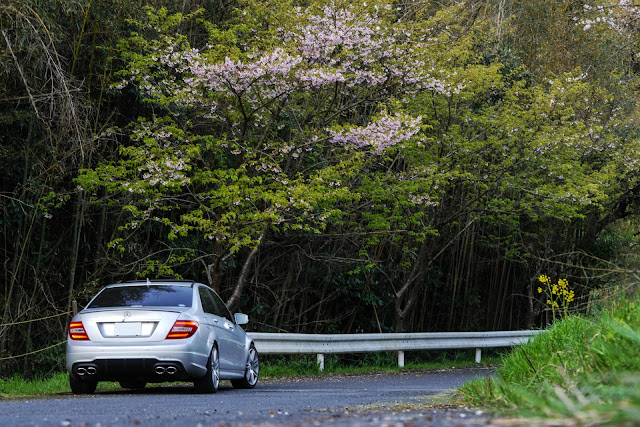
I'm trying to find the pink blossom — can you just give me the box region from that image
[329,113,422,154]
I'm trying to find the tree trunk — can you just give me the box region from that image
[225,227,267,311]
[67,192,86,313]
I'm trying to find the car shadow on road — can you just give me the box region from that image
[91,382,240,395]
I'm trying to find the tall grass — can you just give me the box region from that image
[459,297,640,424]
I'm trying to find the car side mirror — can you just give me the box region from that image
[234,313,249,325]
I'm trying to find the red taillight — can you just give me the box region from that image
[68,321,90,341]
[166,320,198,339]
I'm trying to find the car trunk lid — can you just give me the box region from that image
[78,308,188,342]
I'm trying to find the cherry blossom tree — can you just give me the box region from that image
[78,1,439,309]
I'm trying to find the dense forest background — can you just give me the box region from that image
[2,0,640,377]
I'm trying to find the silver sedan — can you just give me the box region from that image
[66,280,259,394]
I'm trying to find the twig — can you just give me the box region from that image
[2,30,41,120]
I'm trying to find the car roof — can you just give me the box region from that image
[105,279,201,288]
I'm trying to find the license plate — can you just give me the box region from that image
[114,322,142,336]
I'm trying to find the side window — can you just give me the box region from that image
[198,287,220,316]
[209,290,233,322]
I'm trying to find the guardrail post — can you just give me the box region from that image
[475,348,481,363]
[317,353,324,371]
[397,351,404,368]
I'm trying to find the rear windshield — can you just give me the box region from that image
[88,285,193,308]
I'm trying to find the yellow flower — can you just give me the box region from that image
[537,287,543,293]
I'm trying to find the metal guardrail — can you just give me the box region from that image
[248,330,544,370]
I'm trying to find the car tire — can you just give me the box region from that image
[119,379,147,390]
[69,373,97,394]
[194,344,220,393]
[231,344,259,389]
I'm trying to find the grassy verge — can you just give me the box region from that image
[0,373,122,398]
[260,348,503,378]
[458,297,640,425]
[0,349,500,398]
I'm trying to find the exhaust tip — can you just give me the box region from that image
[166,366,177,375]
[154,366,166,375]
[76,367,87,376]
[86,366,97,375]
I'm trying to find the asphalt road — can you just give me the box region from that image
[0,367,493,426]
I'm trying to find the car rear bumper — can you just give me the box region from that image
[66,341,208,381]
[70,358,194,382]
